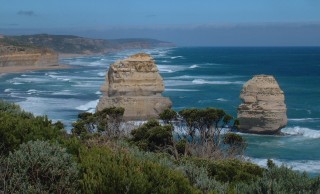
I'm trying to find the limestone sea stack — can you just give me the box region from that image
[96,53,172,120]
[237,75,287,134]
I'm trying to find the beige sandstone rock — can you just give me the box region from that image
[0,46,58,67]
[237,75,287,134]
[97,53,172,120]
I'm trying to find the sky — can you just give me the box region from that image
[0,0,320,46]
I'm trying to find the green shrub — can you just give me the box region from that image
[79,146,200,194]
[159,108,177,124]
[0,111,65,155]
[0,140,79,193]
[236,164,320,194]
[130,119,174,152]
[187,158,264,184]
[0,99,33,118]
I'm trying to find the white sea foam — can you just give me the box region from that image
[289,118,320,122]
[248,157,320,173]
[95,91,102,95]
[52,90,79,96]
[170,56,183,59]
[216,98,228,102]
[281,126,320,138]
[97,72,106,77]
[189,64,199,69]
[192,79,244,85]
[157,65,175,73]
[4,88,13,92]
[12,82,23,85]
[75,99,99,111]
[27,89,38,94]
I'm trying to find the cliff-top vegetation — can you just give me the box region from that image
[0,100,319,193]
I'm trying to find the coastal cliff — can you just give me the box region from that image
[237,75,287,134]
[0,34,175,55]
[0,46,58,67]
[97,53,172,120]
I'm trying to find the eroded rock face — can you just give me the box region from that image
[0,46,58,67]
[97,53,172,120]
[237,75,287,134]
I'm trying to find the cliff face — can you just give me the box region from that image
[97,53,172,120]
[237,75,287,134]
[0,46,58,67]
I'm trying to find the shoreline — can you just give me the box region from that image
[0,64,74,77]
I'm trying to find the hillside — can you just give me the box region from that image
[0,34,175,55]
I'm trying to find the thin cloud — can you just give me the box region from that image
[17,10,36,16]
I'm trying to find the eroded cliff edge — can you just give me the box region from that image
[237,75,287,134]
[96,53,172,120]
[0,46,58,67]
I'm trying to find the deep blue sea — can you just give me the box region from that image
[1,47,320,175]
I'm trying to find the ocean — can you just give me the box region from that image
[1,47,320,175]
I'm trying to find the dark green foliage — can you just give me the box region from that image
[176,139,187,155]
[72,107,125,139]
[178,107,233,145]
[131,119,174,152]
[236,163,320,194]
[79,146,200,194]
[0,99,33,118]
[223,133,247,156]
[1,140,79,193]
[0,111,64,155]
[188,158,264,184]
[159,108,177,124]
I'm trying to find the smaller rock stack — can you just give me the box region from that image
[96,53,172,120]
[237,75,287,134]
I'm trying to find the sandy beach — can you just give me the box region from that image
[0,64,74,76]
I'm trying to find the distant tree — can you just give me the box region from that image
[72,107,125,139]
[159,108,177,124]
[223,133,247,157]
[177,108,235,159]
[130,119,174,152]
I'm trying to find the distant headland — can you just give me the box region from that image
[0,34,175,75]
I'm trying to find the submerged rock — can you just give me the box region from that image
[237,75,287,134]
[97,53,172,120]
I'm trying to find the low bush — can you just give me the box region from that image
[79,145,200,194]
[186,158,264,184]
[0,140,79,193]
[0,111,65,155]
[235,162,320,194]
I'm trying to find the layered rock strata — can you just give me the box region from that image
[97,53,172,120]
[0,46,58,67]
[237,75,287,134]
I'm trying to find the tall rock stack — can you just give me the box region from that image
[96,53,172,120]
[237,75,287,134]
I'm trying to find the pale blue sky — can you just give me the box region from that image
[1,0,320,46]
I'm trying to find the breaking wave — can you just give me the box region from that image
[281,126,320,138]
[249,157,320,173]
[192,79,244,85]
[189,64,199,69]
[75,99,99,112]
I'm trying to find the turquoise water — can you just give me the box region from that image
[1,47,320,174]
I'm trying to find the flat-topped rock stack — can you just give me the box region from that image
[237,75,287,134]
[96,53,172,120]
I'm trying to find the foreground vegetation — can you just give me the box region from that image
[0,100,319,193]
